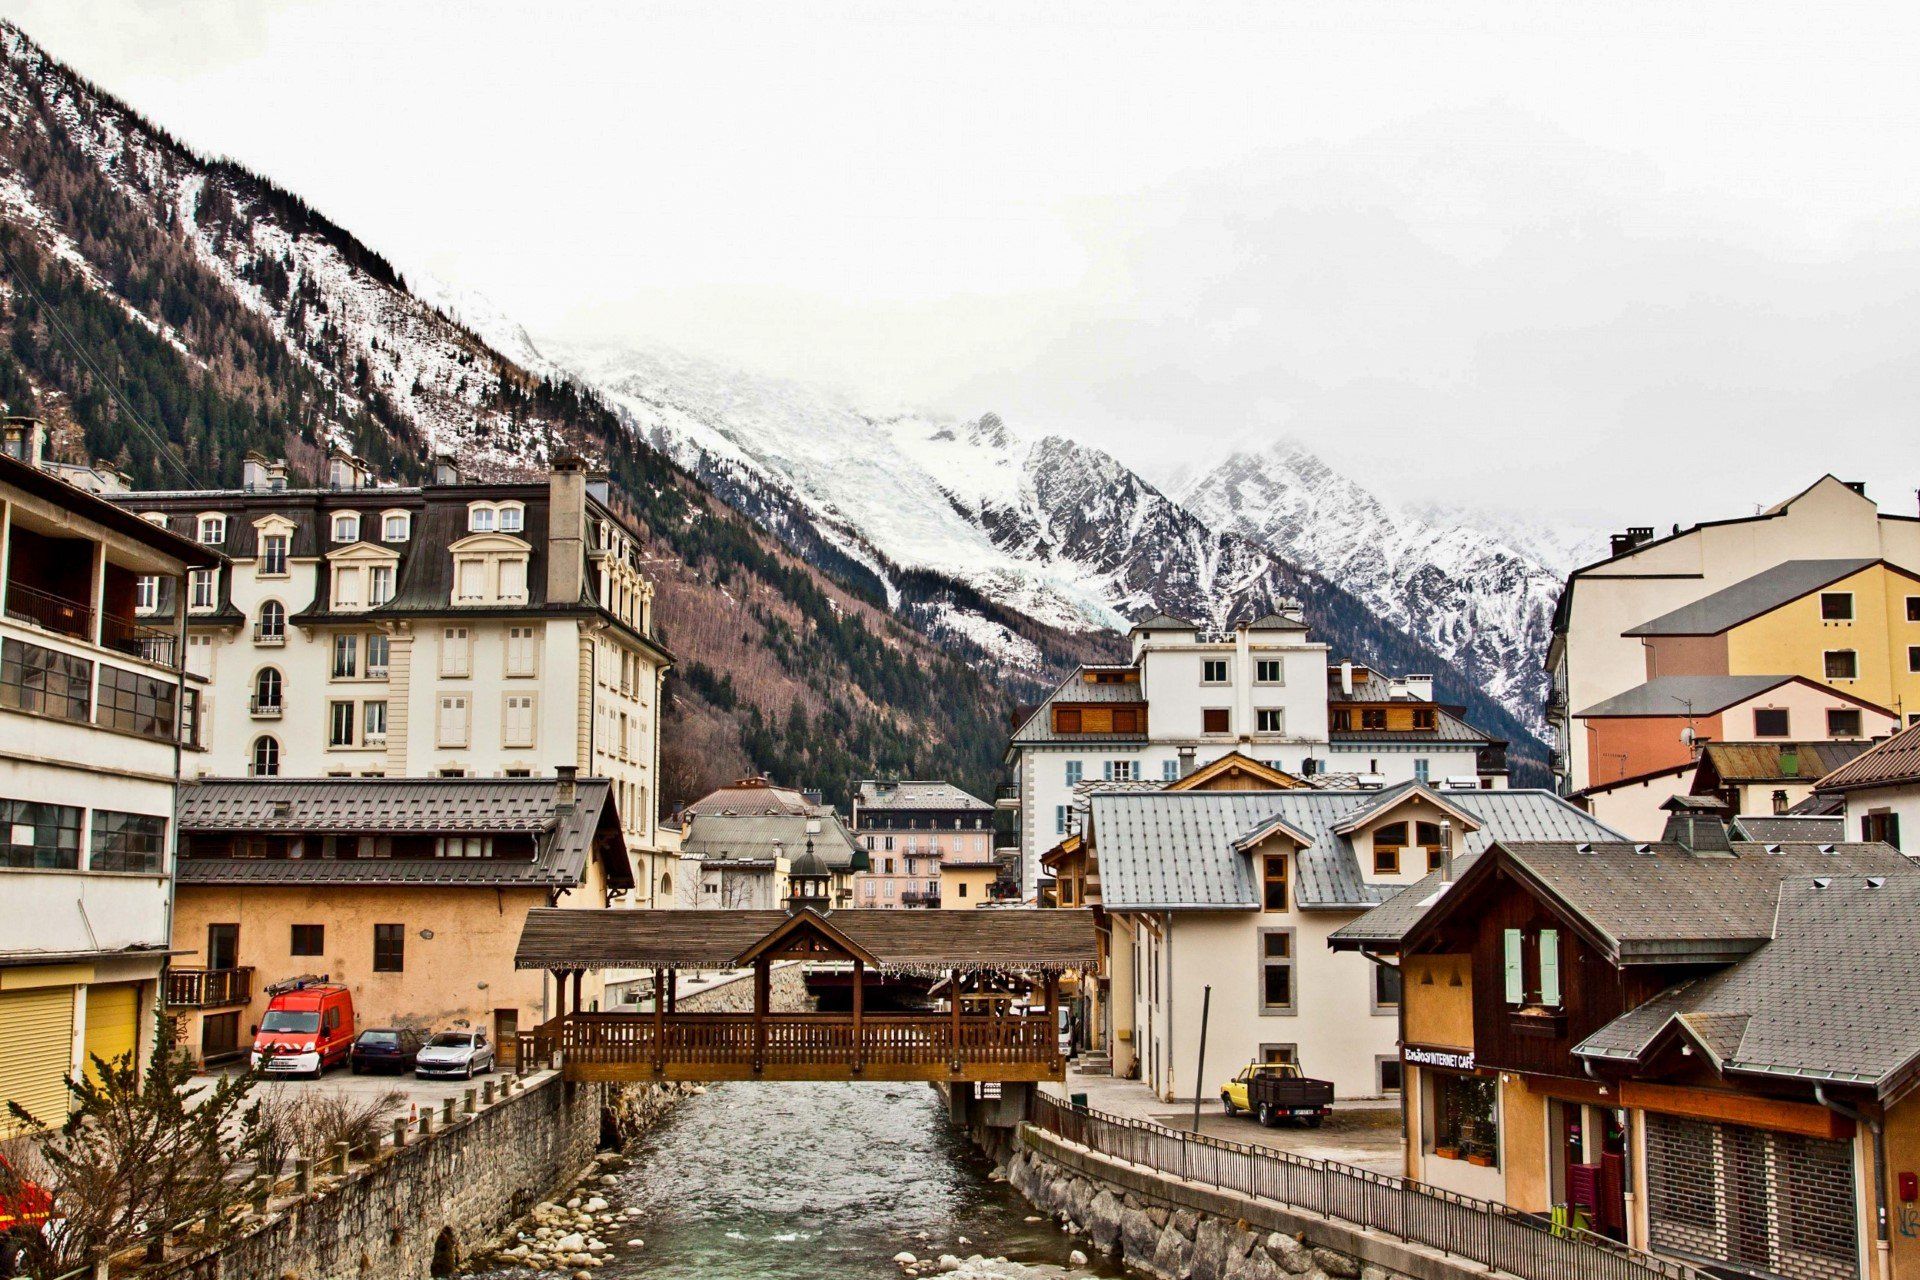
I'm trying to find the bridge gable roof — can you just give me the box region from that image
[515,907,1099,973]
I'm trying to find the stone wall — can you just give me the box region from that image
[1005,1123,1495,1280]
[161,1073,599,1280]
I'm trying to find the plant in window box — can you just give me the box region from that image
[1432,1143,1461,1161]
[1465,1144,1497,1168]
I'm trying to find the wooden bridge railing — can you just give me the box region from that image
[518,1011,1060,1081]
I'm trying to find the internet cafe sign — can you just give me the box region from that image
[1403,1045,1475,1072]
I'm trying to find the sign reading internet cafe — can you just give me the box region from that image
[1402,1045,1475,1072]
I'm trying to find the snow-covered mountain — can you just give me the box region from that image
[536,340,1552,762]
[1174,440,1575,735]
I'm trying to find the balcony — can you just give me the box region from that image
[166,966,254,1009]
[251,625,286,647]
[249,697,283,719]
[995,785,1020,811]
[900,890,942,908]
[6,581,181,670]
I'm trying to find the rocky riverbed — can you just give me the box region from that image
[472,1081,1122,1280]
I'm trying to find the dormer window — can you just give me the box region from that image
[381,511,410,542]
[197,514,226,545]
[260,532,289,577]
[369,565,395,606]
[142,512,169,528]
[498,503,524,533]
[331,512,361,543]
[468,504,496,533]
[188,568,219,613]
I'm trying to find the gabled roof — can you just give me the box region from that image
[1576,674,1862,719]
[1245,611,1308,631]
[1007,664,1147,749]
[1695,740,1877,787]
[1329,781,1482,836]
[177,777,628,890]
[1623,559,1886,636]
[1229,812,1317,852]
[1816,719,1920,793]
[1167,751,1307,792]
[855,780,991,812]
[1730,815,1845,844]
[514,906,1099,973]
[1088,789,1619,913]
[1399,839,1914,965]
[1129,611,1197,633]
[681,811,862,870]
[1575,875,1920,1100]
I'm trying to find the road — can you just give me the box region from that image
[192,1061,540,1133]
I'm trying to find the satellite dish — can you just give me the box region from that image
[1680,725,1696,746]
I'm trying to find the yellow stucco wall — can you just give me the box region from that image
[1725,564,1920,718]
[939,866,998,908]
[1402,954,1474,1050]
[172,884,594,1042]
[1881,1095,1920,1277]
[1501,1078,1552,1213]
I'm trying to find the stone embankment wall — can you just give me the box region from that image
[159,961,813,1280]
[162,1072,598,1280]
[1004,1124,1493,1280]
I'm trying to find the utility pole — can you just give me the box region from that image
[1192,985,1212,1133]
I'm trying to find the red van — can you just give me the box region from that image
[0,1154,56,1276]
[250,978,354,1077]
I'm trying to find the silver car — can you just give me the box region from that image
[413,1029,496,1079]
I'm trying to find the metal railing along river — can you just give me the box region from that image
[1028,1094,1708,1280]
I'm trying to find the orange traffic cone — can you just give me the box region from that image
[408,1102,418,1126]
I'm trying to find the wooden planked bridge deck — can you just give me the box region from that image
[519,1010,1064,1083]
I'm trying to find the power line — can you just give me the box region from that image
[0,234,201,490]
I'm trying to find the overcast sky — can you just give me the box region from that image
[6,1,1920,528]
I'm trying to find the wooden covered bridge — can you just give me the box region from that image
[514,906,1097,1084]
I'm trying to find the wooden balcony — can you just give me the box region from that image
[520,1010,1063,1084]
[165,966,254,1009]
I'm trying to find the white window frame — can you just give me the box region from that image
[365,632,390,677]
[439,627,472,678]
[331,633,359,679]
[250,735,280,777]
[503,692,537,749]
[1255,658,1284,684]
[467,503,497,533]
[189,568,218,612]
[1256,708,1285,733]
[364,699,388,744]
[330,511,361,543]
[368,564,395,606]
[259,532,289,577]
[437,693,471,748]
[497,502,525,533]
[197,513,226,545]
[455,557,486,602]
[332,564,363,609]
[380,510,411,543]
[506,625,539,678]
[497,556,529,602]
[134,575,159,613]
[328,699,355,748]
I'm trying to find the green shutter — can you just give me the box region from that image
[1539,929,1561,1006]
[1502,929,1524,1004]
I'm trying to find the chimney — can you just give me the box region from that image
[1439,820,1454,882]
[1178,746,1197,778]
[1659,795,1733,856]
[1340,661,1354,698]
[242,452,271,492]
[431,453,463,486]
[1609,526,1656,557]
[546,459,589,606]
[554,764,578,808]
[1,417,46,468]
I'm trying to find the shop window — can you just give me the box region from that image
[1430,1072,1498,1165]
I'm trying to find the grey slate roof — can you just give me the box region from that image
[1576,874,1920,1098]
[1623,559,1880,636]
[855,780,992,812]
[1088,789,1621,913]
[1327,853,1488,950]
[1576,674,1798,718]
[680,811,862,870]
[1009,665,1147,747]
[1729,815,1845,844]
[1129,612,1197,632]
[177,776,624,889]
[1489,840,1914,963]
[1245,611,1309,631]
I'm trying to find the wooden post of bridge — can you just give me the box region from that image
[752,958,769,1073]
[949,968,962,1069]
[651,967,666,1075]
[850,958,864,1073]
[1043,972,1060,1070]
[571,969,585,1017]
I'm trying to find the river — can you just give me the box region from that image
[583,1081,1123,1280]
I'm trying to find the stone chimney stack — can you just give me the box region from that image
[554,764,578,808]
[546,454,589,606]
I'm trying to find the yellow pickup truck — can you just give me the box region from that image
[1219,1061,1335,1128]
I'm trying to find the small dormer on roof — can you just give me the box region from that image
[1230,813,1316,852]
[1661,794,1734,857]
[1330,781,1484,837]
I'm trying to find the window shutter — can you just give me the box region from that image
[1503,929,1524,1004]
[1538,929,1561,1006]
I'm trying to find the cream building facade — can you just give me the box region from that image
[1549,476,1920,793]
[0,422,217,1133]
[112,451,677,905]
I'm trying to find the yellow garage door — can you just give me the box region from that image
[0,986,76,1134]
[83,982,140,1084]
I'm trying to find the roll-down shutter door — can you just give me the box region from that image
[83,982,140,1083]
[0,986,76,1133]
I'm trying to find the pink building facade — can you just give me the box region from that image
[850,780,995,908]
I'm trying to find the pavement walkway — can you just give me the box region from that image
[1043,1065,1406,1175]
